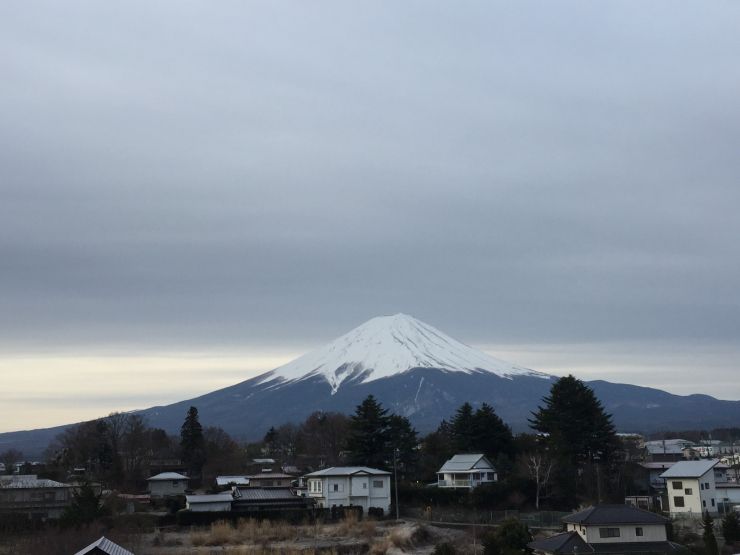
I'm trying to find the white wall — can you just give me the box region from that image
[585,524,666,544]
[149,479,188,497]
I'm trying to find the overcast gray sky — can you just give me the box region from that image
[2,1,740,432]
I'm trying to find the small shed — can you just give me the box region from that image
[186,493,234,512]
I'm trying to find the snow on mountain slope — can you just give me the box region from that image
[259,313,548,393]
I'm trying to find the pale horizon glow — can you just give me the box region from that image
[2,340,737,433]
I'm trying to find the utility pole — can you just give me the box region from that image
[393,447,400,520]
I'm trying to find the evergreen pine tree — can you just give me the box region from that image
[472,403,514,460]
[722,510,740,544]
[703,512,719,555]
[345,395,390,468]
[180,406,206,478]
[529,375,618,505]
[387,414,419,477]
[451,402,476,452]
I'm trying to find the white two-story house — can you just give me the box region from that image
[304,467,391,514]
[528,504,683,554]
[660,459,718,516]
[437,454,497,489]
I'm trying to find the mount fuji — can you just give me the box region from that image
[3,314,740,456]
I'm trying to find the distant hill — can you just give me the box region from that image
[3,314,740,457]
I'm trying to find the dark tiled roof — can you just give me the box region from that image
[528,531,591,554]
[563,505,669,525]
[234,487,299,501]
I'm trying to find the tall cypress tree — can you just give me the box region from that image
[180,406,206,477]
[703,512,719,555]
[529,375,618,505]
[345,395,390,468]
[471,403,513,460]
[451,402,476,452]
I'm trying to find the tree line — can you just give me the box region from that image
[3,375,629,510]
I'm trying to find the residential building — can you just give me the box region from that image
[304,467,391,514]
[232,487,314,512]
[73,536,134,555]
[645,439,693,462]
[437,454,497,489]
[0,475,73,520]
[147,472,189,498]
[528,504,684,554]
[185,493,234,512]
[661,459,720,516]
[245,471,295,487]
[215,475,250,489]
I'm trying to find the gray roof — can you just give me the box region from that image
[246,472,295,479]
[660,459,718,478]
[563,505,669,525]
[233,487,300,501]
[216,475,250,486]
[186,493,233,503]
[147,472,188,481]
[0,476,70,489]
[304,466,390,477]
[74,536,134,555]
[438,454,495,473]
[528,531,589,554]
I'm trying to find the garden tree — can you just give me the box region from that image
[59,481,108,528]
[263,427,278,455]
[472,403,514,463]
[121,414,149,487]
[180,406,206,478]
[55,419,115,482]
[386,414,419,478]
[450,402,476,452]
[300,411,350,466]
[722,511,740,544]
[105,412,129,485]
[0,449,23,474]
[345,395,390,468]
[418,420,455,481]
[482,518,533,555]
[273,423,301,461]
[703,512,719,555]
[523,451,554,510]
[529,375,618,505]
[202,426,243,484]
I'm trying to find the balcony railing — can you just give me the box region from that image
[438,479,493,488]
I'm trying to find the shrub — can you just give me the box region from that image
[433,543,456,555]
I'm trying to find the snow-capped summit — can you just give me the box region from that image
[260,313,547,393]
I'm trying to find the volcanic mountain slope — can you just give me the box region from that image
[3,314,740,456]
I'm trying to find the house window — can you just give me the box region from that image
[332,483,343,492]
[674,496,685,507]
[362,483,367,489]
[703,500,706,508]
[487,472,496,480]
[701,484,704,490]
[672,481,683,490]
[599,528,620,538]
[685,488,692,495]
[373,480,384,488]
[636,527,643,537]
[712,499,715,507]
[705,482,710,489]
